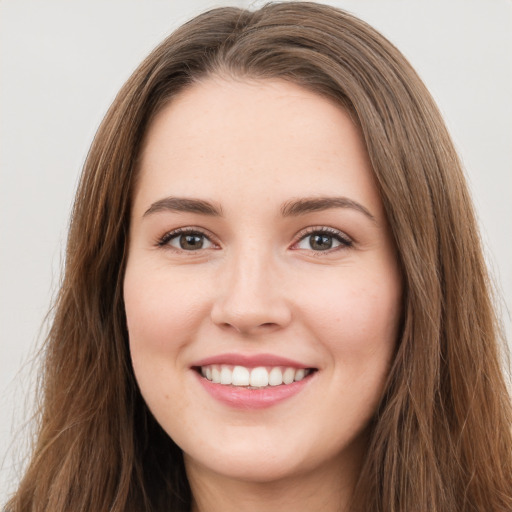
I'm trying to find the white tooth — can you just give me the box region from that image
[250,367,269,387]
[220,366,233,385]
[232,366,250,386]
[294,368,306,381]
[268,367,283,386]
[205,366,212,380]
[283,367,295,385]
[201,366,207,377]
[211,365,221,383]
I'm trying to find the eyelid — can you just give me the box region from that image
[290,226,353,250]
[156,226,220,249]
[155,225,353,253]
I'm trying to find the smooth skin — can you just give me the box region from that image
[124,77,402,512]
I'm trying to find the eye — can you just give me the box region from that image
[294,228,353,252]
[158,229,215,251]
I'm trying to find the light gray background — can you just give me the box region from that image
[1,0,511,503]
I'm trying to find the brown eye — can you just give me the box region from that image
[309,234,334,251]
[161,230,214,251]
[295,229,353,252]
[179,233,205,250]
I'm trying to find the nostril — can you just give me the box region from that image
[215,321,280,335]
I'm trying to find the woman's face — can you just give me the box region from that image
[124,78,402,485]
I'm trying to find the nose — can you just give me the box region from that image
[210,248,292,335]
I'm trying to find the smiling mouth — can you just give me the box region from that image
[194,364,316,389]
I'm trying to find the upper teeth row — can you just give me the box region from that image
[200,365,311,388]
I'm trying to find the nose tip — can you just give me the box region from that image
[211,296,291,334]
[210,261,292,335]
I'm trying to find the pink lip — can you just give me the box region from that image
[191,353,312,369]
[194,370,315,410]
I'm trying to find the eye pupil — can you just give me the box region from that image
[310,234,333,251]
[180,234,204,250]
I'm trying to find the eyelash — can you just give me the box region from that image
[156,226,353,254]
[292,226,353,253]
[156,227,217,250]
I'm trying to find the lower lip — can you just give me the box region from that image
[194,371,314,409]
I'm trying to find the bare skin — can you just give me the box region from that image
[124,77,402,512]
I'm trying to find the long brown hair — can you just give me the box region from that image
[6,3,511,511]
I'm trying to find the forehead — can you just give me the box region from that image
[141,77,358,159]
[134,77,383,219]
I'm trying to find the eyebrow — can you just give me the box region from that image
[143,195,375,222]
[143,197,223,217]
[280,196,376,222]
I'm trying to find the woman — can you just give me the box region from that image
[6,2,511,511]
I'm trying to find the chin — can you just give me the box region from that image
[181,428,311,482]
[182,424,362,486]
[186,450,307,484]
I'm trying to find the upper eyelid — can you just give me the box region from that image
[156,225,353,248]
[157,226,218,246]
[294,226,352,242]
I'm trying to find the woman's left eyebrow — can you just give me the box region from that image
[142,195,375,222]
[280,196,376,222]
[143,197,223,217]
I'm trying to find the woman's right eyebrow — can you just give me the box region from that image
[143,195,376,222]
[143,197,223,217]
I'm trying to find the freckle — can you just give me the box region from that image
[165,394,170,400]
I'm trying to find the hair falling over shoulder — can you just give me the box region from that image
[5,2,511,511]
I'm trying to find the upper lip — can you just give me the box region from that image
[191,353,314,369]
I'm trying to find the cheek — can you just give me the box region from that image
[123,267,202,424]
[124,265,210,355]
[299,268,401,368]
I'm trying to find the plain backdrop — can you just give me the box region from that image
[1,0,511,503]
